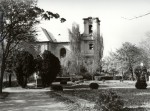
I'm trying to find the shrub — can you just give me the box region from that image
[134,66,147,89]
[81,72,92,80]
[51,85,63,91]
[100,76,113,80]
[14,51,35,88]
[60,81,67,85]
[39,50,61,87]
[94,90,124,111]
[71,79,75,82]
[135,80,147,89]
[89,83,99,89]
[54,77,70,82]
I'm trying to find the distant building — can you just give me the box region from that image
[34,17,101,64]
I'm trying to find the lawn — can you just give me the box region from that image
[1,80,150,111]
[53,80,150,111]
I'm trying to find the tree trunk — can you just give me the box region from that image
[8,74,11,87]
[131,69,134,81]
[122,69,124,81]
[22,76,27,88]
[0,58,6,93]
[113,72,115,80]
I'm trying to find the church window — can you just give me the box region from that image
[89,43,93,50]
[60,48,66,58]
[89,25,93,34]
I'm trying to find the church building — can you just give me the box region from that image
[34,17,101,64]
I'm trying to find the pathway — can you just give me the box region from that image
[0,87,68,111]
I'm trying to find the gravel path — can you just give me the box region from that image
[1,88,68,111]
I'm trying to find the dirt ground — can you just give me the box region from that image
[1,87,68,111]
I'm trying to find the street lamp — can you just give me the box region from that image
[140,62,144,68]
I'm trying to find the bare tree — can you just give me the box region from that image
[68,23,82,75]
[93,32,104,73]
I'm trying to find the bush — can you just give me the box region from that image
[81,72,92,80]
[50,85,63,91]
[60,81,67,85]
[54,77,70,82]
[94,90,124,111]
[100,76,113,80]
[135,80,147,89]
[89,83,99,89]
[39,50,61,87]
[134,66,147,89]
[14,51,35,88]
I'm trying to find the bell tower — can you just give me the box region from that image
[83,17,100,36]
[80,17,101,59]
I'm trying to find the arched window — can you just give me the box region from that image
[60,48,66,58]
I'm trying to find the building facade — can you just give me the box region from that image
[34,17,101,64]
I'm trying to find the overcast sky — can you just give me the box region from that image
[37,0,150,56]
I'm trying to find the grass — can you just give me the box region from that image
[1,80,150,110]
[0,92,9,99]
[54,80,150,110]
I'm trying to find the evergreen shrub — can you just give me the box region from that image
[134,66,147,89]
[40,50,61,87]
[14,51,35,88]
[135,80,147,89]
[89,83,99,89]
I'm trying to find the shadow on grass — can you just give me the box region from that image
[63,84,109,89]
[0,92,9,99]
[124,107,148,111]
[46,91,74,104]
[26,86,44,89]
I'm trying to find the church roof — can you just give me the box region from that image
[41,27,57,42]
[36,27,69,42]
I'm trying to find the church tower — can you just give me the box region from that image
[80,17,101,58]
[83,17,100,37]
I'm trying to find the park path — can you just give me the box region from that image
[0,88,68,111]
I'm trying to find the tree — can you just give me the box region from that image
[14,51,35,88]
[39,50,61,87]
[17,42,40,57]
[68,23,82,75]
[102,53,119,78]
[139,34,150,68]
[114,42,147,80]
[93,32,104,73]
[0,0,65,93]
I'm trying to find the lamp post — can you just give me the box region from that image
[140,62,144,67]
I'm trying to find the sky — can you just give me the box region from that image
[37,0,150,57]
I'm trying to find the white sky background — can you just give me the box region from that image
[37,0,150,57]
